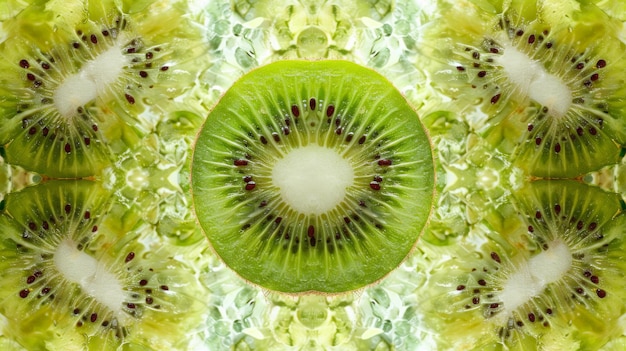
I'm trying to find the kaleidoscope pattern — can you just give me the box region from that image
[1,0,626,350]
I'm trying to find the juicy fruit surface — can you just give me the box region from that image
[426,180,626,350]
[2,0,626,350]
[424,0,626,177]
[0,181,205,350]
[192,60,435,293]
[0,0,207,177]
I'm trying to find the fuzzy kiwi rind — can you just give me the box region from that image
[191,59,435,294]
[425,0,626,178]
[0,1,206,178]
[0,180,202,349]
[427,180,626,350]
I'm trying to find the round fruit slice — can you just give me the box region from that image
[424,0,626,177]
[425,180,626,350]
[191,60,435,294]
[0,180,204,349]
[0,0,207,178]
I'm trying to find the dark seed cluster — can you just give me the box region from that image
[528,204,610,293]
[17,54,101,155]
[225,95,395,253]
[231,95,391,197]
[69,251,169,337]
[68,19,169,105]
[450,189,617,342]
[526,107,605,156]
[10,191,178,340]
[452,14,613,165]
[13,15,175,163]
[17,207,99,306]
[457,246,558,339]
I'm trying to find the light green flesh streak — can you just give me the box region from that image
[54,237,125,315]
[272,144,354,216]
[498,239,572,322]
[192,60,435,293]
[53,44,128,117]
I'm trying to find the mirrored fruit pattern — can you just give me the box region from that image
[1,0,626,350]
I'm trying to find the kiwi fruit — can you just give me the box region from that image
[425,0,626,177]
[191,59,435,294]
[0,0,206,178]
[0,180,203,350]
[427,180,626,350]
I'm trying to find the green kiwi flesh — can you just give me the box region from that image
[191,60,435,294]
[0,24,115,178]
[428,180,626,350]
[427,0,626,177]
[0,180,201,349]
[0,1,205,177]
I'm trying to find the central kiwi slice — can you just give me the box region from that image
[191,60,435,294]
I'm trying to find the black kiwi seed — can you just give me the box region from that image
[490,252,501,263]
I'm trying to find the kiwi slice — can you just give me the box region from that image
[0,180,202,349]
[0,1,205,177]
[428,180,626,349]
[191,60,435,294]
[0,26,114,178]
[426,0,626,177]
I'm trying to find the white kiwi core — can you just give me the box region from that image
[53,44,129,117]
[54,237,126,314]
[272,144,354,215]
[498,239,572,320]
[495,44,572,117]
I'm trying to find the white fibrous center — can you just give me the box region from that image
[272,144,354,215]
[53,44,129,117]
[497,239,572,320]
[495,44,572,117]
[54,237,126,315]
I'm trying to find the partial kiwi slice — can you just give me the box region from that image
[427,180,626,350]
[425,0,626,177]
[0,180,202,350]
[0,0,205,177]
[191,60,435,294]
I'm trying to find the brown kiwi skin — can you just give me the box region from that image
[190,59,437,296]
